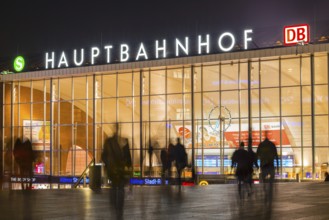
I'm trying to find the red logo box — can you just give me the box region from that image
[284,24,310,46]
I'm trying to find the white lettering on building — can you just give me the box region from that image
[44,29,254,69]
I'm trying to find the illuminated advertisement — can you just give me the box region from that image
[176,121,291,149]
[23,120,51,151]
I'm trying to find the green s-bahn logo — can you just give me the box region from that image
[13,56,25,72]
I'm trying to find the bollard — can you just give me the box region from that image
[89,165,102,190]
[296,173,300,183]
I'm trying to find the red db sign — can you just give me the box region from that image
[284,24,310,46]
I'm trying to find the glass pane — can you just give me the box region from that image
[4,83,12,105]
[194,66,202,92]
[33,80,44,103]
[150,70,165,95]
[281,58,300,86]
[20,103,31,122]
[203,92,219,120]
[20,81,31,103]
[45,80,51,102]
[59,78,72,101]
[184,94,192,120]
[102,74,116,98]
[302,117,312,147]
[33,103,44,121]
[87,76,94,99]
[315,148,329,180]
[282,117,301,147]
[133,123,141,149]
[142,97,149,121]
[314,85,328,115]
[4,105,11,127]
[167,94,183,120]
[221,63,238,90]
[314,54,328,84]
[73,77,86,100]
[142,70,149,96]
[303,148,312,179]
[87,100,93,124]
[251,89,259,117]
[261,88,279,117]
[74,100,86,124]
[301,56,311,85]
[133,97,140,122]
[261,60,279,88]
[203,65,219,92]
[240,90,248,118]
[240,62,248,89]
[13,83,18,104]
[59,102,72,124]
[133,71,140,96]
[150,95,165,121]
[118,98,132,122]
[59,126,73,175]
[302,86,311,115]
[184,67,191,93]
[118,73,132,97]
[95,99,101,123]
[150,122,166,147]
[315,116,328,147]
[102,98,116,123]
[221,91,239,118]
[167,68,183,94]
[281,87,301,116]
[52,79,59,102]
[194,93,202,120]
[251,61,260,89]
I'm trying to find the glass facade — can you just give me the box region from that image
[2,52,329,181]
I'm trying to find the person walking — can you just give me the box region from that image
[257,131,279,202]
[231,142,251,198]
[174,138,187,186]
[247,143,259,191]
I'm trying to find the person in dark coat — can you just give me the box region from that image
[231,142,251,197]
[324,172,329,182]
[102,125,132,220]
[247,143,259,190]
[174,138,187,185]
[102,132,131,188]
[167,142,175,178]
[13,138,35,190]
[160,148,168,183]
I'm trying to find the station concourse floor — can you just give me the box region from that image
[0,182,329,220]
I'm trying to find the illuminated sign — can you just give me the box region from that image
[130,178,169,185]
[284,24,310,46]
[45,29,253,69]
[13,56,25,72]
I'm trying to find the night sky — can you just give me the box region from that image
[1,0,329,70]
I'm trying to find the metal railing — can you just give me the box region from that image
[73,158,95,188]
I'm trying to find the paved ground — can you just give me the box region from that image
[0,182,329,220]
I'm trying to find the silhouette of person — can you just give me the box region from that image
[174,138,187,186]
[167,142,175,179]
[324,172,329,182]
[231,142,251,197]
[160,147,168,183]
[247,142,259,191]
[101,124,132,188]
[257,131,279,202]
[102,125,132,220]
[148,143,154,175]
[13,138,35,190]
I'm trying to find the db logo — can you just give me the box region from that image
[284,24,310,46]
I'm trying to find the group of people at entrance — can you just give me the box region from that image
[231,132,279,198]
[160,138,188,185]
